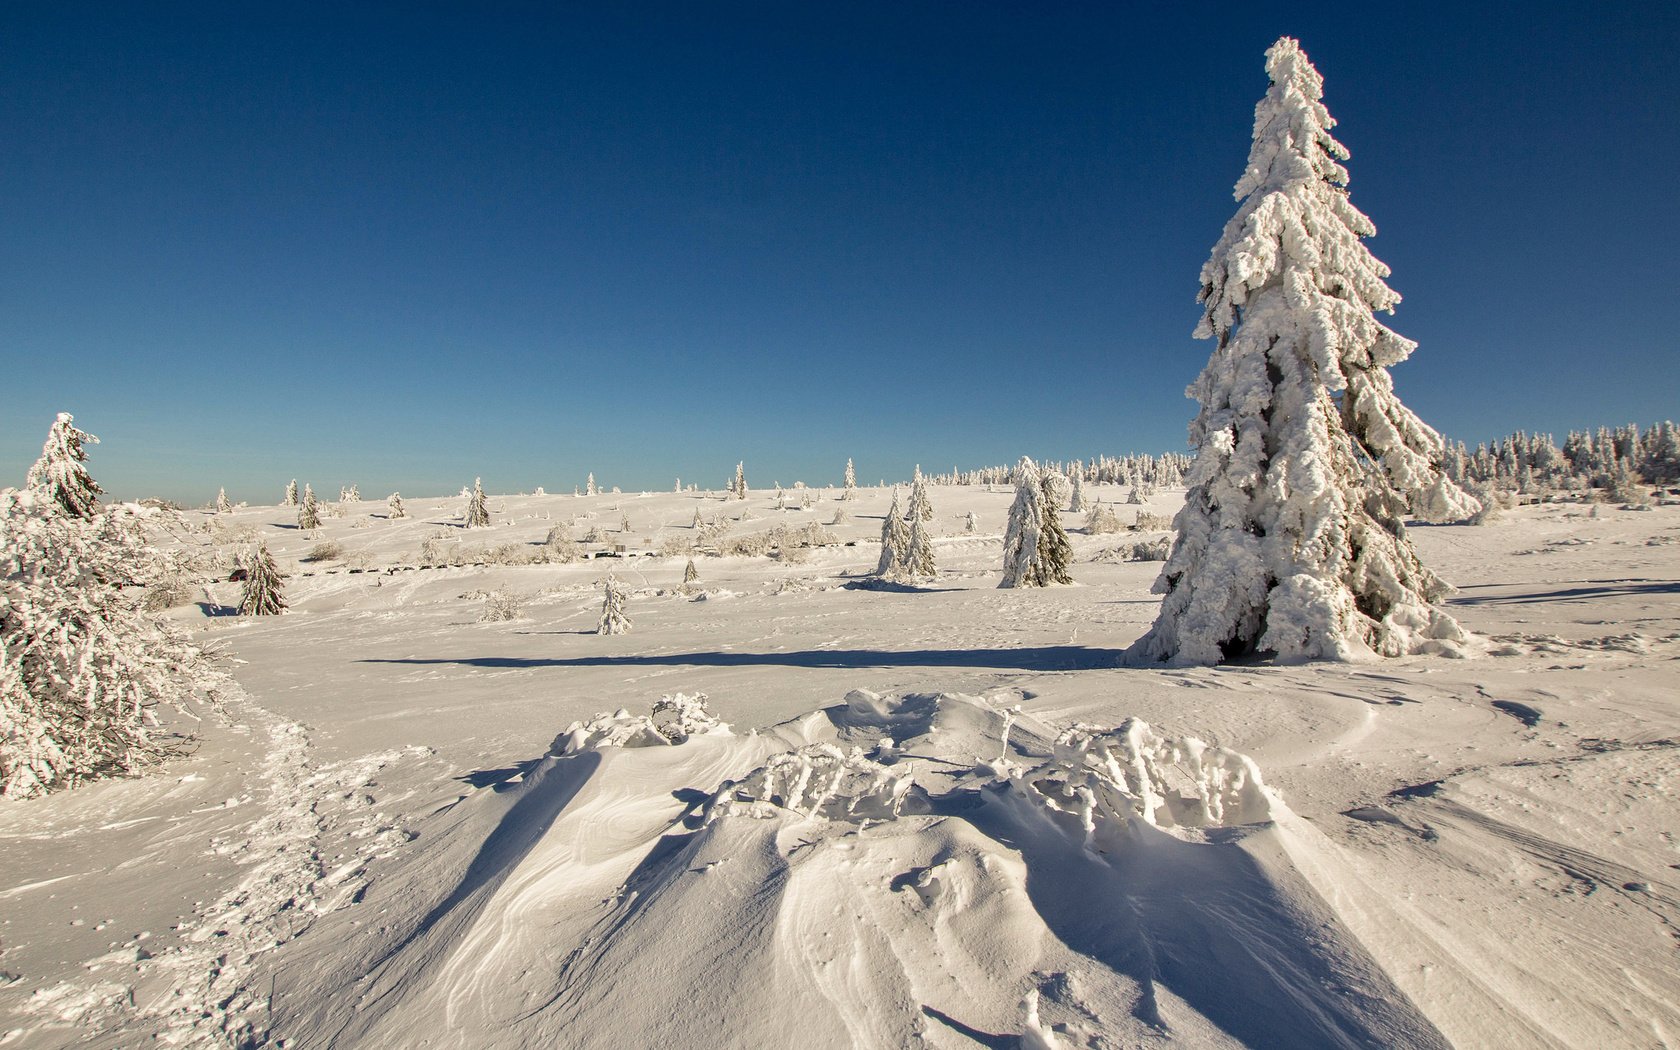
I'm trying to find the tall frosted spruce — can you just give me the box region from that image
[25,412,101,520]
[297,484,321,530]
[1035,472,1074,585]
[283,479,299,506]
[239,543,287,615]
[908,466,934,521]
[1000,457,1045,588]
[876,488,911,578]
[215,488,232,514]
[842,458,857,500]
[1135,37,1476,666]
[464,478,490,528]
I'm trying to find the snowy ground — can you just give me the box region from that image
[2,484,1677,1048]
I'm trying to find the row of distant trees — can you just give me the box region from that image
[1443,422,1680,503]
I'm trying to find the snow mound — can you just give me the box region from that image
[1017,718,1271,842]
[707,743,916,822]
[560,692,728,752]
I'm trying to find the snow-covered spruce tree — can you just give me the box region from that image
[283,479,299,506]
[682,558,699,593]
[902,508,937,581]
[964,510,978,534]
[585,473,597,497]
[734,462,747,499]
[1000,457,1046,588]
[464,478,490,528]
[1069,472,1087,514]
[1,490,219,798]
[1135,37,1476,666]
[25,413,102,520]
[842,458,857,500]
[908,466,934,522]
[238,543,287,616]
[297,484,321,530]
[388,492,406,519]
[215,487,232,514]
[598,575,631,635]
[876,488,911,578]
[1036,473,1074,585]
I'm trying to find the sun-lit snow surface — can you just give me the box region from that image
[1,483,1677,1048]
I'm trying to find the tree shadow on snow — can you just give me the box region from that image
[1450,579,1680,605]
[360,645,1126,673]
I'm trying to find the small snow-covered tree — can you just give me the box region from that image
[297,485,321,530]
[25,413,101,520]
[283,479,299,506]
[734,462,747,499]
[1035,473,1074,586]
[215,487,232,514]
[682,558,699,593]
[691,507,705,529]
[908,466,934,521]
[598,575,632,634]
[876,488,911,578]
[238,543,287,616]
[1135,37,1476,666]
[1069,473,1087,514]
[842,458,857,500]
[464,478,490,528]
[340,484,360,503]
[388,492,406,519]
[2,490,219,798]
[902,509,936,581]
[585,473,597,497]
[1000,458,1045,588]
[964,510,978,534]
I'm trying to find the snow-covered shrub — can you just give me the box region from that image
[544,526,581,563]
[829,507,849,526]
[479,591,523,622]
[598,575,631,635]
[303,541,344,563]
[387,492,405,519]
[707,744,915,823]
[2,490,220,799]
[1135,38,1475,665]
[1126,537,1171,562]
[1014,719,1269,845]
[1084,503,1123,535]
[1133,511,1172,531]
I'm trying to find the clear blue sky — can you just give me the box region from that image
[3,2,1675,504]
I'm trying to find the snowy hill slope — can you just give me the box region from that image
[1,485,1676,1048]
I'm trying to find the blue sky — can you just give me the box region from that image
[3,2,1675,503]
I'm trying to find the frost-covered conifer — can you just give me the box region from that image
[691,507,705,529]
[25,413,102,520]
[682,558,699,592]
[215,488,232,514]
[283,479,298,506]
[734,462,747,499]
[1036,473,1074,585]
[586,473,597,497]
[297,485,321,530]
[1136,38,1475,666]
[964,510,978,534]
[1,490,218,798]
[464,478,490,528]
[1000,458,1046,588]
[842,458,857,500]
[876,488,911,578]
[598,575,632,635]
[238,543,287,616]
[1069,473,1087,513]
[902,508,937,581]
[908,466,934,521]
[388,492,405,519]
[340,484,360,503]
